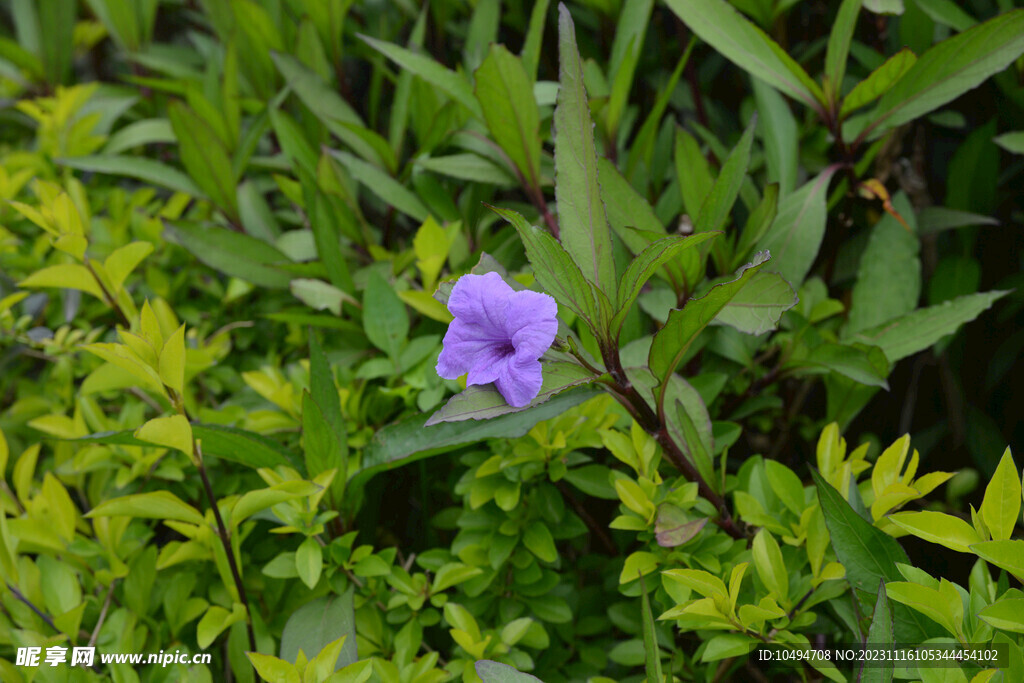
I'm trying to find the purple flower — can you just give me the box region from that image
[436,272,558,407]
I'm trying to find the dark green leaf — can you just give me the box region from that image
[71,424,296,470]
[863,9,1024,139]
[664,0,825,110]
[613,233,719,334]
[280,589,357,670]
[824,0,863,102]
[840,49,916,117]
[425,361,596,425]
[475,45,542,187]
[860,583,895,683]
[845,193,920,336]
[359,34,482,118]
[58,155,202,196]
[168,101,238,219]
[555,5,617,297]
[362,270,409,360]
[850,290,1009,362]
[695,119,756,234]
[475,660,542,683]
[649,253,770,382]
[810,470,938,642]
[164,220,292,289]
[754,168,837,287]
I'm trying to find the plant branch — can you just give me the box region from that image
[194,442,259,662]
[600,344,747,539]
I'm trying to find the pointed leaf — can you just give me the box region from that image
[664,0,825,109]
[554,5,617,297]
[980,448,1021,541]
[864,9,1024,139]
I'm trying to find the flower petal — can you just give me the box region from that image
[505,290,558,360]
[494,356,544,407]
[446,272,514,338]
[436,318,506,380]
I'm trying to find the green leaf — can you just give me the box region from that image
[493,206,608,332]
[695,119,756,234]
[475,660,542,683]
[164,220,291,289]
[752,78,797,197]
[638,570,664,683]
[415,154,517,187]
[763,460,806,516]
[701,633,756,662]
[329,149,430,222]
[979,599,1024,634]
[713,270,797,335]
[994,131,1024,155]
[794,343,890,389]
[754,168,838,287]
[915,0,976,31]
[979,448,1020,541]
[887,510,981,553]
[197,603,246,650]
[168,101,238,219]
[72,424,296,469]
[356,389,597,487]
[246,653,299,683]
[675,128,715,221]
[291,279,355,316]
[918,206,998,234]
[280,590,357,670]
[359,34,482,119]
[971,540,1024,582]
[810,469,937,642]
[474,45,541,187]
[18,264,106,300]
[649,252,770,382]
[301,390,344,482]
[520,0,550,81]
[613,233,719,334]
[825,0,863,103]
[849,290,1009,362]
[58,154,202,196]
[752,529,789,603]
[362,270,409,361]
[158,324,185,395]
[554,5,617,297]
[845,193,920,335]
[664,0,825,110]
[523,521,557,563]
[598,157,666,252]
[862,582,895,683]
[135,415,192,456]
[863,9,1024,139]
[296,536,323,589]
[232,481,319,525]
[840,49,917,117]
[86,491,205,526]
[425,362,596,425]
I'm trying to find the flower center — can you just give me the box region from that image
[496,340,516,358]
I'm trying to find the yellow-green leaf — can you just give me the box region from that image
[105,241,154,292]
[86,490,205,525]
[980,447,1020,541]
[135,415,193,456]
[887,510,982,553]
[752,529,789,603]
[159,324,187,395]
[970,540,1024,582]
[978,599,1024,634]
[19,264,105,300]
